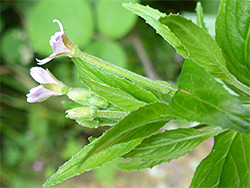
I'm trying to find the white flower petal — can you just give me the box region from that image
[53,19,64,32]
[30,67,59,85]
[36,57,53,65]
[26,85,59,103]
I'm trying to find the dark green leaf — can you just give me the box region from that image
[190,131,250,188]
[167,60,250,133]
[216,0,250,86]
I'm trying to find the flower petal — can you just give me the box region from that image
[36,57,53,65]
[26,85,59,103]
[30,67,59,85]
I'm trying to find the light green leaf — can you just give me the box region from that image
[190,131,250,188]
[79,74,146,111]
[123,127,223,160]
[44,102,172,186]
[195,2,208,32]
[96,0,138,39]
[167,60,250,133]
[123,3,188,57]
[86,40,127,68]
[43,137,143,187]
[26,0,93,55]
[216,0,250,86]
[72,57,159,104]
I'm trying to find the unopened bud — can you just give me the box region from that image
[66,107,96,120]
[76,119,100,128]
[89,95,108,109]
[67,89,93,104]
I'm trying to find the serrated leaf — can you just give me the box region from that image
[43,137,143,187]
[123,3,188,57]
[123,127,223,160]
[44,102,172,186]
[216,0,250,86]
[190,131,250,188]
[72,57,159,103]
[159,14,230,81]
[167,60,250,133]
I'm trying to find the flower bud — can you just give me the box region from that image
[76,119,100,128]
[67,89,93,104]
[66,107,96,120]
[88,95,108,109]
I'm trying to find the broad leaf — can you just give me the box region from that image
[44,102,172,186]
[216,0,250,86]
[190,131,250,188]
[123,127,223,160]
[72,57,159,103]
[167,60,250,133]
[160,14,230,81]
[123,3,188,57]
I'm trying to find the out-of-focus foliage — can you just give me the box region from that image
[0,0,214,187]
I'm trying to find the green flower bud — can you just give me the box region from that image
[66,107,96,120]
[76,119,100,128]
[67,89,93,104]
[89,95,108,109]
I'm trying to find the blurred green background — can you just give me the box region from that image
[0,0,219,187]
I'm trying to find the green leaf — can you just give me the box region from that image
[44,102,172,186]
[123,127,223,160]
[123,3,188,57]
[26,0,93,55]
[72,57,159,104]
[167,60,250,133]
[79,74,146,111]
[216,0,250,86]
[160,13,250,95]
[96,0,138,39]
[43,137,143,187]
[160,14,230,80]
[190,131,250,188]
[86,40,127,68]
[195,2,208,32]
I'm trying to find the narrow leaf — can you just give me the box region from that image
[123,3,188,57]
[123,127,223,160]
[72,57,159,103]
[216,0,250,86]
[195,2,208,32]
[160,14,230,81]
[167,60,250,133]
[190,131,250,188]
[44,102,172,186]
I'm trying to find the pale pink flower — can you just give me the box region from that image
[36,19,73,65]
[26,67,65,103]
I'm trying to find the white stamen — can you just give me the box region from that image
[53,19,64,32]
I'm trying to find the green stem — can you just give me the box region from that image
[73,50,176,94]
[227,74,250,96]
